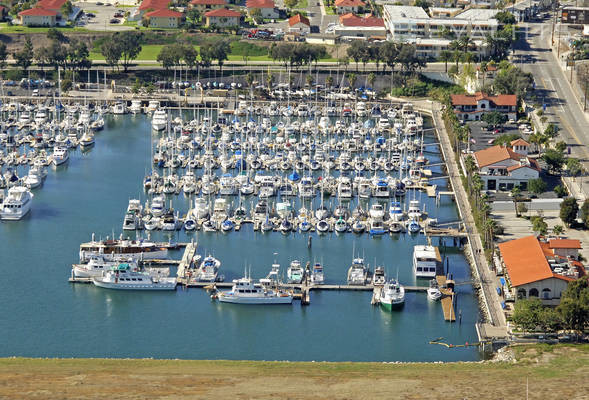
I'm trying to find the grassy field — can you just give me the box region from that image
[0,23,93,33]
[0,344,587,399]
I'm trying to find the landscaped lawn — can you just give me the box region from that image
[0,23,93,33]
[295,0,308,8]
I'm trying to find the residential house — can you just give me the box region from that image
[245,0,278,19]
[450,92,517,121]
[204,7,241,27]
[189,0,226,13]
[334,0,365,14]
[145,8,183,27]
[510,138,529,156]
[498,235,582,306]
[19,7,57,26]
[288,14,310,34]
[136,0,171,19]
[334,13,386,38]
[470,144,540,191]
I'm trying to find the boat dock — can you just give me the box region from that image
[176,241,197,282]
[437,275,456,322]
[182,281,428,292]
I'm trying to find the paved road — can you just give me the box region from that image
[516,20,589,168]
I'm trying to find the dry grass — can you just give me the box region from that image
[0,344,588,399]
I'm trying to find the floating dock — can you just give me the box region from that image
[437,275,456,322]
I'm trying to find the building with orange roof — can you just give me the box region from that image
[450,92,517,122]
[18,0,76,26]
[203,8,241,27]
[470,144,540,191]
[145,8,184,28]
[334,0,365,14]
[549,239,581,258]
[245,0,278,19]
[288,14,310,33]
[498,235,580,305]
[189,0,226,13]
[334,13,387,38]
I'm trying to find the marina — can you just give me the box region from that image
[0,98,482,362]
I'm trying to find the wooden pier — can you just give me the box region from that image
[176,241,197,281]
[437,275,456,322]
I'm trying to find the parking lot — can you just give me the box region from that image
[76,2,135,31]
[467,120,530,152]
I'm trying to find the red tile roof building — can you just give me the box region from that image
[339,13,384,27]
[451,92,517,122]
[189,0,226,12]
[334,0,365,14]
[245,0,278,19]
[18,0,67,25]
[498,235,580,305]
[288,13,310,33]
[204,7,241,27]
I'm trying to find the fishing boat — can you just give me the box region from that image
[413,245,441,278]
[287,260,304,283]
[310,262,324,284]
[196,255,221,282]
[427,279,443,301]
[72,255,138,278]
[0,186,33,220]
[52,146,69,166]
[378,279,405,310]
[407,218,421,234]
[215,275,293,305]
[347,258,368,285]
[93,263,176,290]
[372,266,386,286]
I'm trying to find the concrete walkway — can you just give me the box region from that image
[406,98,507,331]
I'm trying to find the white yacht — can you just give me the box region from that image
[413,245,441,278]
[52,146,69,166]
[215,276,293,304]
[129,100,143,114]
[193,197,210,219]
[146,100,160,114]
[369,203,385,220]
[93,263,176,290]
[407,199,422,220]
[378,279,405,311]
[287,260,304,283]
[112,101,127,115]
[196,255,221,282]
[427,279,443,301]
[372,266,386,286]
[72,255,138,279]
[0,186,33,220]
[151,109,168,131]
[389,200,404,222]
[79,235,168,262]
[23,168,43,189]
[347,258,368,285]
[150,195,165,217]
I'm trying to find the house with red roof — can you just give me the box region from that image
[246,0,278,19]
[189,0,226,13]
[334,13,386,38]
[204,7,241,27]
[470,143,540,191]
[135,0,172,19]
[450,91,517,122]
[18,0,71,26]
[288,14,310,34]
[334,0,365,14]
[498,235,582,305]
[145,8,183,28]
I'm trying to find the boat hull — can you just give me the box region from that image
[92,278,176,290]
[218,294,293,304]
[379,299,405,311]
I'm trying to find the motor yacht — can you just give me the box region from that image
[93,263,176,290]
[0,186,33,220]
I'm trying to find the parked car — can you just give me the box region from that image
[110,18,120,23]
[32,89,40,96]
[6,91,13,96]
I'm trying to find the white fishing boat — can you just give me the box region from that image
[112,101,127,115]
[93,263,176,290]
[196,255,221,282]
[151,109,168,131]
[378,279,405,311]
[150,195,165,217]
[215,275,293,304]
[347,258,368,285]
[194,197,210,219]
[310,262,324,284]
[369,203,385,220]
[72,255,138,278]
[413,245,441,278]
[52,146,69,166]
[372,266,386,286]
[129,100,143,114]
[0,186,33,220]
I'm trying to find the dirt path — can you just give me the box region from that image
[0,345,587,399]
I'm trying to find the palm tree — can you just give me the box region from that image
[367,72,376,90]
[452,50,462,69]
[479,61,488,87]
[347,72,357,91]
[245,72,254,88]
[511,186,522,217]
[553,224,565,236]
[458,36,475,55]
[266,72,274,92]
[440,50,452,73]
[326,75,334,89]
[306,74,314,87]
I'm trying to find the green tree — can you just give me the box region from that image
[493,133,521,147]
[325,75,334,89]
[481,111,508,128]
[559,197,579,227]
[60,0,73,16]
[495,10,516,25]
[531,216,548,235]
[439,50,452,73]
[250,8,262,24]
[557,276,589,332]
[512,299,544,333]
[493,65,534,101]
[566,158,584,177]
[528,178,547,195]
[182,44,198,70]
[552,224,565,236]
[0,42,7,71]
[13,36,34,72]
[186,8,201,28]
[511,186,522,216]
[157,43,182,70]
[367,72,376,90]
[544,123,560,138]
[284,0,297,8]
[213,40,230,73]
[116,31,142,72]
[47,28,66,43]
[101,40,123,71]
[347,72,357,90]
[554,185,568,198]
[542,149,565,174]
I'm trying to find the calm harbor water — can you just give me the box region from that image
[0,113,482,361]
